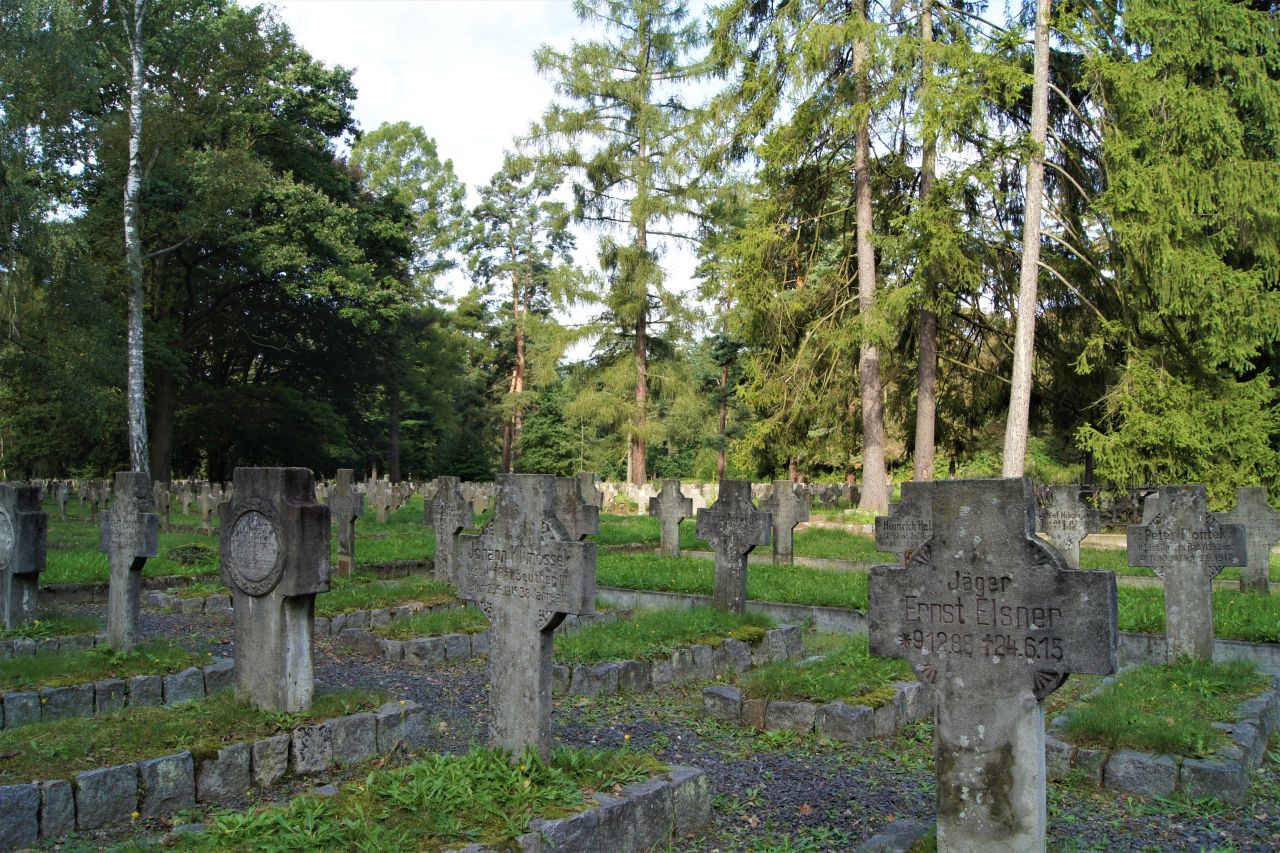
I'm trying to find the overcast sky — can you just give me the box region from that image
[265,0,704,325]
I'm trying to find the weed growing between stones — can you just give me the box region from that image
[0,611,100,639]
[738,635,911,706]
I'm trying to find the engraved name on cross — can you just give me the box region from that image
[874,481,933,563]
[425,476,473,585]
[1037,484,1099,569]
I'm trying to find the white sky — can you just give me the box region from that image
[265,0,705,347]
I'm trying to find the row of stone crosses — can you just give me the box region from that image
[4,470,1280,851]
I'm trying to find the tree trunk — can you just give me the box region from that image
[149,366,176,483]
[1001,0,1051,477]
[716,362,728,481]
[513,266,528,460]
[854,3,889,514]
[630,227,649,487]
[123,0,150,479]
[388,371,401,482]
[912,0,939,483]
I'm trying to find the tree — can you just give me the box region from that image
[533,0,705,486]
[122,0,149,478]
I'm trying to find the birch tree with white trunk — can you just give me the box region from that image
[122,0,150,478]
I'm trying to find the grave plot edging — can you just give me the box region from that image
[1118,631,1280,676]
[0,658,234,731]
[700,680,933,742]
[0,632,103,660]
[596,586,865,634]
[1046,675,1280,803]
[0,698,430,848]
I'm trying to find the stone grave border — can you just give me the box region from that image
[0,632,103,660]
[0,658,233,732]
[701,678,932,742]
[1045,674,1280,803]
[0,697,436,847]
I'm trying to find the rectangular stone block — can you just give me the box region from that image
[591,792,637,851]
[650,659,674,690]
[470,630,490,658]
[689,645,714,680]
[617,660,650,694]
[203,658,235,695]
[196,743,250,803]
[702,686,741,722]
[330,713,377,766]
[872,691,903,738]
[128,674,163,707]
[1044,735,1073,782]
[41,684,94,722]
[767,625,803,661]
[163,667,206,705]
[621,776,674,850]
[667,766,710,838]
[0,784,39,849]
[75,763,138,830]
[443,633,471,663]
[1181,756,1247,804]
[380,639,404,661]
[718,638,753,674]
[570,663,619,697]
[314,616,331,635]
[1073,746,1107,784]
[742,698,767,730]
[180,598,205,616]
[815,701,874,742]
[94,678,127,716]
[344,610,370,630]
[670,647,695,684]
[291,724,333,774]
[403,637,446,666]
[765,700,816,733]
[205,593,231,611]
[251,734,292,788]
[370,609,391,627]
[139,752,195,817]
[374,701,427,754]
[3,692,38,729]
[1105,750,1177,798]
[552,664,570,697]
[39,779,74,840]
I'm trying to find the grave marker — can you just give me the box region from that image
[1036,484,1099,568]
[760,480,809,565]
[88,479,109,524]
[54,481,70,521]
[219,467,329,712]
[874,481,933,563]
[0,483,48,629]
[425,476,473,584]
[372,479,392,524]
[99,472,159,651]
[178,483,193,515]
[555,477,602,541]
[78,480,88,509]
[577,471,603,508]
[1129,485,1246,659]
[870,478,1118,852]
[329,469,364,577]
[154,481,172,534]
[648,479,693,558]
[455,474,596,756]
[696,481,771,613]
[1216,487,1280,595]
[198,486,216,535]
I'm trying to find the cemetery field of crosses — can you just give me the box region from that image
[3,1,1280,852]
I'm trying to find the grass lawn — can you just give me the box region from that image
[738,634,912,707]
[0,688,383,784]
[1060,657,1270,757]
[373,605,488,640]
[171,746,663,852]
[591,514,894,563]
[1116,586,1280,643]
[0,612,100,640]
[316,575,456,617]
[553,607,774,665]
[0,639,213,692]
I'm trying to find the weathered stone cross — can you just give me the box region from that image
[873,481,933,563]
[870,478,1117,853]
[1037,484,1099,568]
[1216,486,1280,595]
[648,479,693,558]
[696,481,771,613]
[54,481,70,521]
[1129,485,1246,659]
[577,471,603,508]
[371,479,393,524]
[99,472,159,651]
[425,476,473,584]
[198,485,216,535]
[760,480,809,565]
[455,474,596,757]
[219,467,330,712]
[154,481,172,534]
[0,483,48,630]
[329,468,363,577]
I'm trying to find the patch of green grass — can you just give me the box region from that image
[592,514,705,549]
[596,553,869,610]
[0,687,382,784]
[553,607,775,665]
[373,606,488,641]
[168,582,229,599]
[0,639,211,692]
[1080,546,1280,582]
[791,527,893,562]
[315,575,456,617]
[1117,586,1280,642]
[42,528,223,585]
[174,746,662,852]
[739,635,912,706]
[0,612,100,640]
[1061,658,1269,757]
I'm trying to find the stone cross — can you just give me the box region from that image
[372,480,392,524]
[0,483,48,630]
[425,476,473,584]
[179,483,193,515]
[648,479,692,558]
[78,480,88,509]
[219,468,330,712]
[1216,487,1280,595]
[328,469,364,577]
[696,481,771,613]
[198,486,216,535]
[760,480,810,565]
[874,481,933,563]
[154,481,172,534]
[98,472,159,651]
[88,479,109,524]
[455,474,596,757]
[870,478,1117,853]
[54,481,70,521]
[577,471,603,508]
[555,477,602,541]
[1129,485,1246,659]
[1037,484,1099,568]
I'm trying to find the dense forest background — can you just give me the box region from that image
[1,0,1278,508]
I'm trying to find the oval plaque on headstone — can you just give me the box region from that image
[227,506,283,596]
[0,508,13,571]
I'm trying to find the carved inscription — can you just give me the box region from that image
[1130,524,1242,575]
[0,509,12,570]
[460,542,579,609]
[227,510,281,594]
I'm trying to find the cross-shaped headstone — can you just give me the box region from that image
[1129,485,1246,659]
[874,481,933,563]
[54,481,70,521]
[760,480,810,565]
[177,483,192,515]
[88,479,109,524]
[198,486,216,535]
[577,471,603,508]
[455,474,596,757]
[648,479,693,558]
[870,478,1117,852]
[1037,484,1099,568]
[425,476,473,584]
[219,467,330,712]
[371,479,392,524]
[0,483,48,629]
[1216,486,1280,595]
[329,469,364,577]
[555,477,602,541]
[77,480,88,509]
[154,481,172,534]
[99,472,159,651]
[696,481,771,613]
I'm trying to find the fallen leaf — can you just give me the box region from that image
[798,803,814,816]
[746,815,760,828]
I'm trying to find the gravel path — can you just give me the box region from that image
[41,603,1280,852]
